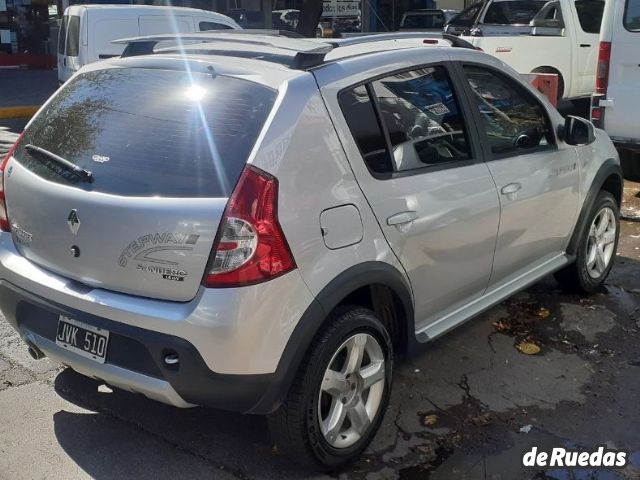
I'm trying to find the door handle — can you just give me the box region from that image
[580,44,591,47]
[387,211,418,226]
[501,183,522,195]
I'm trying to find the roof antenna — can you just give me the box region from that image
[207,65,216,79]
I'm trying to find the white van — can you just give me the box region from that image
[57,5,240,83]
[591,0,640,179]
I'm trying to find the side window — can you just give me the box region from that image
[339,85,393,174]
[574,0,605,33]
[66,15,80,57]
[58,15,68,55]
[463,65,553,156]
[624,0,640,31]
[370,66,471,172]
[199,21,234,30]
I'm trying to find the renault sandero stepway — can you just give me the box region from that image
[0,32,622,468]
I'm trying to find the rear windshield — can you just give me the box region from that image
[401,12,446,29]
[484,1,547,24]
[450,3,482,26]
[625,0,640,31]
[15,68,276,198]
[66,15,80,57]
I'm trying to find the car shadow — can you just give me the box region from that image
[53,369,313,479]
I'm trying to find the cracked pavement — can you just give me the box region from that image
[0,120,639,479]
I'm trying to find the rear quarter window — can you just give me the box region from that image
[15,68,277,198]
[624,0,640,31]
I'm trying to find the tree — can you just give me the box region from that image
[296,0,324,37]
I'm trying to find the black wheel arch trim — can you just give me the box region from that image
[252,261,415,414]
[566,158,623,256]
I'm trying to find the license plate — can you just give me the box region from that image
[55,315,110,364]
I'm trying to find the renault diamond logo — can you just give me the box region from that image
[67,209,81,235]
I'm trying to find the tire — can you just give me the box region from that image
[620,149,640,181]
[268,305,393,470]
[555,191,620,293]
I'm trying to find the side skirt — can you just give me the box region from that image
[415,253,572,342]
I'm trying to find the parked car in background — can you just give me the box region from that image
[2,31,623,468]
[57,5,240,84]
[399,9,459,31]
[591,0,640,179]
[457,0,606,101]
[445,0,549,36]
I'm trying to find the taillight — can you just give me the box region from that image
[203,165,295,288]
[0,131,24,232]
[596,41,611,95]
[591,106,603,126]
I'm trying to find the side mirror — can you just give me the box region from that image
[561,115,596,146]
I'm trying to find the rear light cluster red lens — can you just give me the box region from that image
[203,165,296,288]
[596,41,611,95]
[0,131,24,232]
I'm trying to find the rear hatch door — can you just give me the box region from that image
[6,66,276,301]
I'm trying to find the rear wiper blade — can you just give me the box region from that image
[25,144,95,183]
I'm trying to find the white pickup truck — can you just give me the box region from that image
[459,0,606,101]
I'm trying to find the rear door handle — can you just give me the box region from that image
[501,183,522,195]
[387,211,418,226]
[580,43,591,47]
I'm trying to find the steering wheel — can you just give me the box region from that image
[513,126,543,150]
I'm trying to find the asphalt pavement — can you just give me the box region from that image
[0,69,58,109]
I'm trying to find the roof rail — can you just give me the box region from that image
[115,30,475,70]
[115,31,332,67]
[327,32,476,49]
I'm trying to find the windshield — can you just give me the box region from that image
[15,68,277,198]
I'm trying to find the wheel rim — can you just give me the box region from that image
[317,332,385,449]
[586,206,616,279]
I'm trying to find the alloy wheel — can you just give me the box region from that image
[586,206,617,279]
[317,333,386,449]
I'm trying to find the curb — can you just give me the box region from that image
[0,106,40,120]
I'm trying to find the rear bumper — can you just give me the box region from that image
[0,233,321,413]
[0,280,299,412]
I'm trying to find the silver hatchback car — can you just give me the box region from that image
[0,32,622,468]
